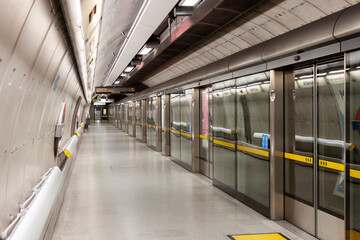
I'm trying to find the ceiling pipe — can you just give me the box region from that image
[60,0,90,102]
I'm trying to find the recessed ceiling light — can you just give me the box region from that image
[114,80,120,84]
[179,0,200,6]
[139,46,153,55]
[124,66,134,73]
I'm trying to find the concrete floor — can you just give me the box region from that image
[52,123,316,240]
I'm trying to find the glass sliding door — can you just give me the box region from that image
[147,97,157,149]
[128,101,133,136]
[346,50,360,240]
[284,59,345,240]
[236,72,270,216]
[170,94,181,161]
[212,80,236,192]
[180,90,192,168]
[200,87,211,178]
[136,100,142,141]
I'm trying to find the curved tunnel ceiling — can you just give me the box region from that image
[94,0,145,90]
[120,0,360,88]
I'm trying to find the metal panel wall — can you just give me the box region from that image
[0,0,85,231]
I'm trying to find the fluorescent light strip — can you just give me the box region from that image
[299,75,313,79]
[317,73,327,76]
[247,82,261,87]
[114,80,120,84]
[329,69,344,74]
[139,46,153,55]
[180,0,200,6]
[329,68,350,74]
[121,73,127,77]
[124,66,134,73]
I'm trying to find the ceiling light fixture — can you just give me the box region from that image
[139,46,153,55]
[138,39,160,56]
[124,66,135,73]
[121,73,127,77]
[179,0,200,7]
[114,80,120,84]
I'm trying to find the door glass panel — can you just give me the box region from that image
[147,98,156,148]
[317,61,345,218]
[171,94,181,160]
[162,95,165,148]
[200,88,209,162]
[212,80,236,189]
[180,90,192,167]
[285,67,314,205]
[136,100,142,140]
[125,104,128,133]
[347,50,360,239]
[128,101,133,136]
[236,72,270,211]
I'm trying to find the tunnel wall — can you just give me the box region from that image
[0,0,86,231]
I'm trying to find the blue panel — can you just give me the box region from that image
[53,75,60,91]
[262,134,269,149]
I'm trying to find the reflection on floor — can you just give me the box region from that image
[52,123,317,240]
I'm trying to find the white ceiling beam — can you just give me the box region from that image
[103,0,179,86]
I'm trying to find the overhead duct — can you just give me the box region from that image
[60,0,90,102]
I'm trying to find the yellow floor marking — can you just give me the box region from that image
[347,230,360,240]
[230,233,288,240]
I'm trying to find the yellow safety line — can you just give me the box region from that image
[350,169,360,180]
[171,129,180,135]
[285,152,313,164]
[285,152,346,172]
[238,145,269,157]
[200,134,209,140]
[181,132,192,138]
[319,159,344,171]
[213,139,235,149]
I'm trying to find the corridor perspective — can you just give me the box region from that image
[52,124,315,240]
[1,0,360,239]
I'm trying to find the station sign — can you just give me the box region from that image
[95,87,136,94]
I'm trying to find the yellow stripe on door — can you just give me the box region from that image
[238,145,269,157]
[213,139,235,149]
[284,152,313,164]
[350,169,360,180]
[319,160,344,171]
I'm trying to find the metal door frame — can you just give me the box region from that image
[282,58,346,240]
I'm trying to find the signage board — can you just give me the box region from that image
[95,87,136,94]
